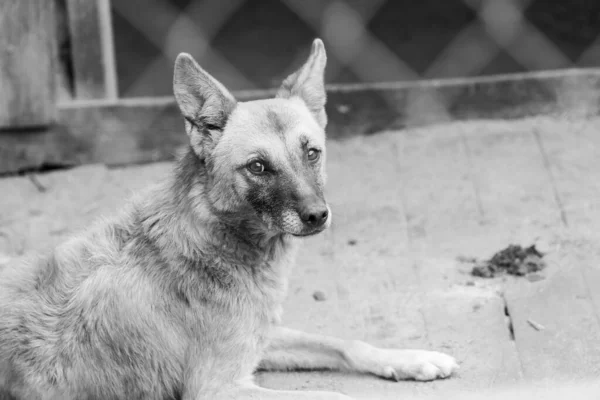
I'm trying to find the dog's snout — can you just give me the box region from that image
[299,201,329,228]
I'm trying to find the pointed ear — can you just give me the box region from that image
[173,53,236,158]
[276,39,327,128]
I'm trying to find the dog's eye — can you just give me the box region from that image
[307,149,321,162]
[248,161,266,175]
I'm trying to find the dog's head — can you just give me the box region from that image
[173,39,330,237]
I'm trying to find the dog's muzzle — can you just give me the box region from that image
[297,196,329,232]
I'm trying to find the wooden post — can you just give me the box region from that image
[0,0,57,129]
[66,0,118,100]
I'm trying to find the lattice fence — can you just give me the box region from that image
[106,0,600,88]
[107,0,600,113]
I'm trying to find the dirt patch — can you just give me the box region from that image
[462,244,547,278]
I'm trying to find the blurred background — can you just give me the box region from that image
[58,0,600,98]
[3,0,600,173]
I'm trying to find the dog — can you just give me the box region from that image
[0,39,458,400]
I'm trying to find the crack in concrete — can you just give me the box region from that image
[503,298,516,341]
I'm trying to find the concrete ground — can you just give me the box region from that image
[2,115,600,398]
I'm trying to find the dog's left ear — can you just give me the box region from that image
[173,53,236,159]
[276,38,327,128]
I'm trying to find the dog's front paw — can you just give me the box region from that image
[378,349,458,381]
[349,342,459,382]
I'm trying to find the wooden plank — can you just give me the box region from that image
[503,246,600,381]
[2,69,600,174]
[533,116,600,230]
[395,126,485,253]
[0,0,57,129]
[55,0,75,101]
[423,379,600,400]
[393,126,523,393]
[66,0,118,99]
[529,116,600,379]
[463,121,563,239]
[463,119,600,381]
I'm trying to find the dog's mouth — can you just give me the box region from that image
[288,210,331,237]
[290,225,328,237]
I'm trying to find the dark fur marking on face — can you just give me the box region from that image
[245,173,295,227]
[242,134,327,234]
[266,109,287,136]
[281,141,326,202]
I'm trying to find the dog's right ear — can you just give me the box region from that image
[173,53,236,159]
[276,39,327,128]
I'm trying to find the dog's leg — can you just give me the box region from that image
[212,383,352,400]
[259,327,459,381]
[181,345,353,400]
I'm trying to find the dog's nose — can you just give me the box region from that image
[300,203,329,227]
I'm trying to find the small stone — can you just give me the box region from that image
[527,319,545,331]
[465,281,475,286]
[347,239,357,246]
[312,290,326,301]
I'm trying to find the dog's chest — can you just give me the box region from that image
[237,243,296,327]
[256,237,299,321]
[192,238,298,370]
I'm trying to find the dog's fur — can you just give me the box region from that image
[0,39,458,400]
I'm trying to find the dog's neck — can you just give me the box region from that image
[135,148,298,270]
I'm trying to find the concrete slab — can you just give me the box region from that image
[3,116,600,398]
[504,241,600,381]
